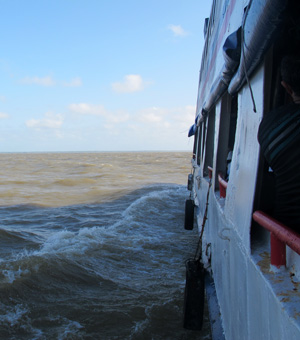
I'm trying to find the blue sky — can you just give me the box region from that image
[0,1,212,152]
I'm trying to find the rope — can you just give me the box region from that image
[194,177,212,261]
[241,2,257,113]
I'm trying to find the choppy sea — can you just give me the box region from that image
[0,152,211,340]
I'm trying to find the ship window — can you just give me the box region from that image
[201,120,206,165]
[215,94,237,196]
[192,126,199,162]
[195,122,205,166]
[192,121,205,167]
[252,0,300,246]
[196,124,201,166]
[203,108,215,178]
[251,49,286,245]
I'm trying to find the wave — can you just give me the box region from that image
[0,228,40,243]
[0,183,206,339]
[0,228,41,258]
[54,178,98,186]
[0,184,186,282]
[0,152,209,339]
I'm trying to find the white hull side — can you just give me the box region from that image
[193,67,300,340]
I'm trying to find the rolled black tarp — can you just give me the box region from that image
[202,27,242,115]
[228,0,287,95]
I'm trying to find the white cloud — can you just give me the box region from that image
[171,105,196,134]
[68,103,107,116]
[26,112,63,129]
[142,112,163,123]
[19,76,82,87]
[167,24,188,37]
[173,105,196,123]
[137,105,196,134]
[12,104,195,151]
[69,103,130,125]
[20,76,55,86]
[63,77,82,87]
[0,112,9,119]
[107,110,130,124]
[111,74,145,93]
[139,107,168,124]
[69,103,194,131]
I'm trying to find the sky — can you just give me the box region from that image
[0,1,212,152]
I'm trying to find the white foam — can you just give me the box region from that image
[1,267,30,283]
[57,319,84,340]
[0,303,28,326]
[122,186,178,217]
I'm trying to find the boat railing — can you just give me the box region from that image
[218,173,227,198]
[252,211,300,268]
[208,166,213,179]
[207,167,228,198]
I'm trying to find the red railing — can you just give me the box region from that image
[207,167,228,198]
[253,211,300,268]
[208,166,213,179]
[218,174,228,198]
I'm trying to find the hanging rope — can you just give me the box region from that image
[194,177,212,262]
[241,2,257,113]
